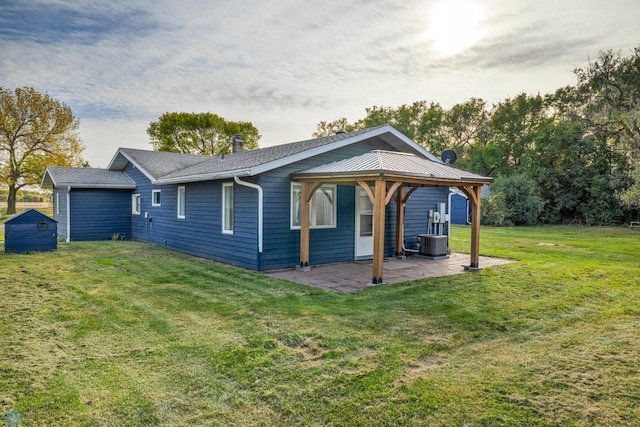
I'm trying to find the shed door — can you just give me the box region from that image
[355,188,374,259]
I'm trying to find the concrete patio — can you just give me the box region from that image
[265,253,514,292]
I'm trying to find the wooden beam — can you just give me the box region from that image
[293,173,492,188]
[299,181,311,268]
[372,178,387,284]
[394,184,405,256]
[469,185,482,268]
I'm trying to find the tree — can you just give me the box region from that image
[440,98,491,172]
[574,48,640,151]
[573,48,640,208]
[313,118,358,137]
[489,93,551,174]
[313,101,450,155]
[0,86,84,214]
[620,167,640,210]
[355,101,445,148]
[529,120,629,224]
[147,112,260,155]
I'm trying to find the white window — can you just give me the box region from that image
[290,182,336,229]
[222,182,234,234]
[152,189,161,206]
[177,186,186,219]
[132,194,141,215]
[56,192,60,215]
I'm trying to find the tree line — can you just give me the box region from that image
[314,48,640,226]
[3,47,638,224]
[0,89,260,214]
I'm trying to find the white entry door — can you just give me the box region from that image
[355,188,374,258]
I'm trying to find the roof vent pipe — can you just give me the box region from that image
[232,134,244,153]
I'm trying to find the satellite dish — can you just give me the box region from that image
[441,150,457,165]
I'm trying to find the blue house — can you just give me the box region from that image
[42,126,492,283]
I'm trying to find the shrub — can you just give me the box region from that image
[483,174,543,226]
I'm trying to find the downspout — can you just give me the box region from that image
[66,186,71,242]
[447,190,453,232]
[233,176,263,255]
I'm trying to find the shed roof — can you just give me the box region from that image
[107,125,441,185]
[41,166,136,189]
[3,208,57,224]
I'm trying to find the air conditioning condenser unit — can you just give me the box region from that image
[417,234,448,258]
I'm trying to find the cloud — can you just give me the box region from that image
[2,0,639,167]
[0,0,157,44]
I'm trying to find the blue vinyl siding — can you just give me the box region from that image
[68,189,131,240]
[259,137,400,270]
[125,163,259,269]
[403,186,450,243]
[53,187,68,240]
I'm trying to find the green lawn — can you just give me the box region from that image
[1,226,639,426]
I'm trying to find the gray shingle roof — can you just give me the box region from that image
[157,128,380,181]
[42,126,492,190]
[41,166,136,189]
[108,149,210,181]
[294,150,492,183]
[108,125,440,185]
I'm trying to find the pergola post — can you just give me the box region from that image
[469,185,482,268]
[372,178,386,284]
[299,182,311,268]
[394,184,405,256]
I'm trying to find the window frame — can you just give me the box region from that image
[290,182,337,230]
[222,182,234,234]
[152,189,161,207]
[55,192,60,215]
[132,193,141,215]
[177,186,186,219]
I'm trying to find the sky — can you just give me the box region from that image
[1,0,638,168]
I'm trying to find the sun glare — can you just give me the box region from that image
[424,0,485,56]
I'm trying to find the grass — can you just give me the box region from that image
[1,225,639,426]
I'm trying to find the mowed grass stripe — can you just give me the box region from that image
[1,226,639,426]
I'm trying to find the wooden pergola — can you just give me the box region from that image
[292,151,492,284]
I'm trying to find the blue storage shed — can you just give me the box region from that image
[450,191,471,225]
[3,209,57,253]
[450,187,492,225]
